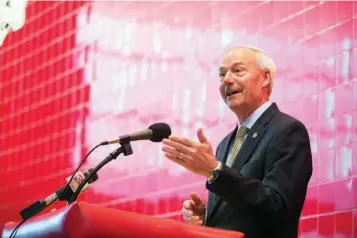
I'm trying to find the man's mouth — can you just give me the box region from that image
[227,91,240,97]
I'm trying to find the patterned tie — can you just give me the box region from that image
[226,126,249,167]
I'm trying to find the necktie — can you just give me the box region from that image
[226,126,249,167]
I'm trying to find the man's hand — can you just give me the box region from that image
[162,128,218,178]
[182,192,206,225]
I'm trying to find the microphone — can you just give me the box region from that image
[100,122,171,145]
[19,169,98,220]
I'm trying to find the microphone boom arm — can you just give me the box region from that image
[67,136,133,205]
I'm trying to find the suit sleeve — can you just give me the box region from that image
[206,121,313,224]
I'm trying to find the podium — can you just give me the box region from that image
[2,202,244,238]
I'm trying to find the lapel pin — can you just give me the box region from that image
[252,132,258,139]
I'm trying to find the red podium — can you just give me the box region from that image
[2,202,244,238]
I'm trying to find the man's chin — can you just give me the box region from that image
[226,100,243,109]
[227,102,249,118]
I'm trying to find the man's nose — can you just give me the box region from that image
[222,71,234,84]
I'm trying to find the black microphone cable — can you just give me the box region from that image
[9,143,102,238]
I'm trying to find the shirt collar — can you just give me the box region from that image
[241,101,272,130]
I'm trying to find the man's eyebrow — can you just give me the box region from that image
[218,66,226,72]
[219,62,244,71]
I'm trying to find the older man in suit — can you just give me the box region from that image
[161,46,313,238]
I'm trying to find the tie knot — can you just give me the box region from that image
[237,126,249,138]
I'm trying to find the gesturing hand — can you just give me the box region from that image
[182,192,206,225]
[162,128,218,178]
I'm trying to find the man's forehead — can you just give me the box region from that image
[220,48,256,67]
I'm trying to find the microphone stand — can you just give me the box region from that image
[67,136,133,205]
[19,200,47,220]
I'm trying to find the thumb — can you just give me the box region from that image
[197,128,209,144]
[190,192,204,206]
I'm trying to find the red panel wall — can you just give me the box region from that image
[0,1,356,237]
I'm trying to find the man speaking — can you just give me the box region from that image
[161,46,312,238]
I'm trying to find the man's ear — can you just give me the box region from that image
[262,70,271,88]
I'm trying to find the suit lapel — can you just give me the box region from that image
[232,103,279,171]
[217,129,236,164]
[206,103,280,222]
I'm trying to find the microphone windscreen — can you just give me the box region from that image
[149,123,171,142]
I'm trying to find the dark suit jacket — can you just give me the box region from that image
[205,103,312,238]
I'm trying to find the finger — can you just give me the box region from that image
[190,192,204,206]
[192,220,204,225]
[162,146,180,157]
[185,215,201,222]
[183,200,194,210]
[162,146,192,162]
[182,208,193,217]
[169,136,197,148]
[185,216,203,226]
[165,153,187,166]
[162,139,193,155]
[197,128,209,144]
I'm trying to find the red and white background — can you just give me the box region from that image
[0,1,357,237]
